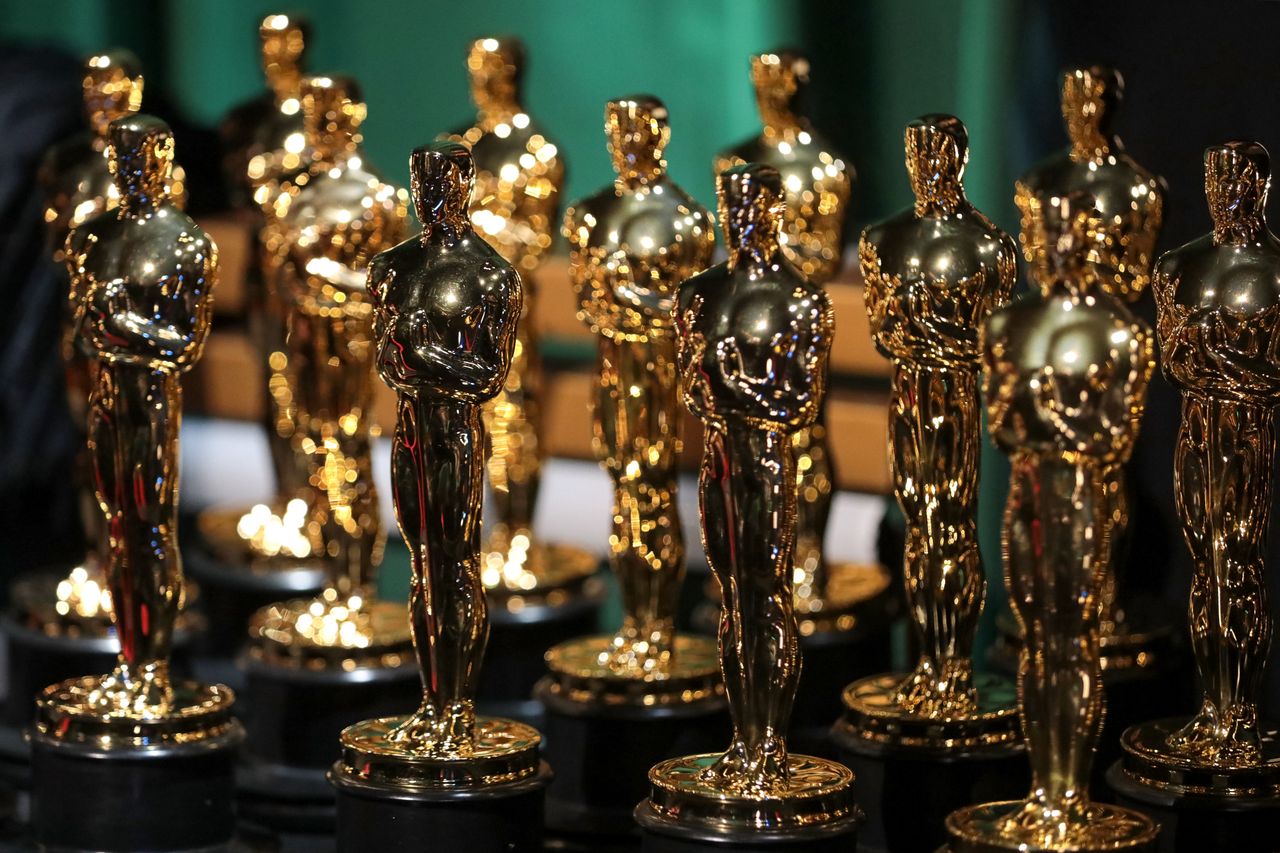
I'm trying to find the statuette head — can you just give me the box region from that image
[410,141,474,231]
[606,95,669,186]
[83,49,143,140]
[905,114,967,214]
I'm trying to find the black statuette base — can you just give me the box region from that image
[1107,760,1280,853]
[832,736,1027,853]
[535,679,728,843]
[479,590,602,727]
[331,759,551,853]
[31,724,242,852]
[637,808,859,852]
[242,656,419,770]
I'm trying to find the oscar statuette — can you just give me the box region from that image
[535,95,726,843]
[192,13,328,657]
[1108,142,1280,852]
[445,36,602,726]
[995,66,1184,779]
[945,194,1159,853]
[30,115,244,852]
[329,141,550,853]
[635,163,859,852]
[4,50,200,802]
[711,51,895,751]
[833,115,1024,853]
[236,75,417,834]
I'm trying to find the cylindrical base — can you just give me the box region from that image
[31,721,242,851]
[637,753,861,851]
[535,632,726,845]
[639,825,858,852]
[790,621,894,758]
[1107,760,1280,853]
[238,656,419,835]
[242,656,419,770]
[331,759,551,852]
[1,614,199,728]
[832,732,1027,853]
[945,797,1159,852]
[186,546,327,658]
[479,583,603,727]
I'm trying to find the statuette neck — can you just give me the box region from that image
[83,50,143,142]
[905,114,968,217]
[719,163,784,269]
[751,50,809,137]
[107,114,174,213]
[260,14,308,104]
[411,141,474,238]
[606,95,668,189]
[302,75,365,162]
[1062,65,1121,162]
[1206,141,1271,246]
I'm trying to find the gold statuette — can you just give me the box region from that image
[550,96,720,702]
[841,116,1019,748]
[1118,142,1280,798]
[202,14,318,569]
[714,50,884,637]
[40,114,236,744]
[639,163,857,837]
[445,36,597,606]
[37,50,187,617]
[1013,66,1168,674]
[946,195,1158,852]
[332,141,541,786]
[249,76,412,670]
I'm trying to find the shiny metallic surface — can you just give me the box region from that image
[208,14,314,567]
[1016,67,1164,303]
[254,76,411,660]
[336,715,541,788]
[39,51,187,620]
[1119,142,1280,795]
[41,50,187,266]
[855,116,1018,727]
[562,95,716,678]
[671,162,847,807]
[55,115,224,727]
[359,141,527,770]
[714,50,853,284]
[542,634,721,707]
[445,37,597,602]
[952,195,1157,850]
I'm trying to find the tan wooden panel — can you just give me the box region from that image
[202,211,254,317]
[188,333,891,494]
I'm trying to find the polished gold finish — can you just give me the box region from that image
[716,52,856,624]
[1014,67,1168,674]
[1016,67,1164,303]
[542,634,721,707]
[715,50,852,284]
[53,114,230,733]
[39,50,186,613]
[207,14,315,567]
[41,50,187,264]
[946,195,1157,851]
[1118,142,1280,797]
[644,753,857,833]
[357,141,528,773]
[562,95,717,678]
[849,116,1018,742]
[36,676,238,749]
[670,162,850,811]
[444,37,598,604]
[252,76,411,662]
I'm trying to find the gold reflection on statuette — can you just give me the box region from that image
[1124,142,1280,786]
[859,115,1017,721]
[61,115,217,720]
[254,75,410,659]
[947,194,1157,852]
[563,96,715,678]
